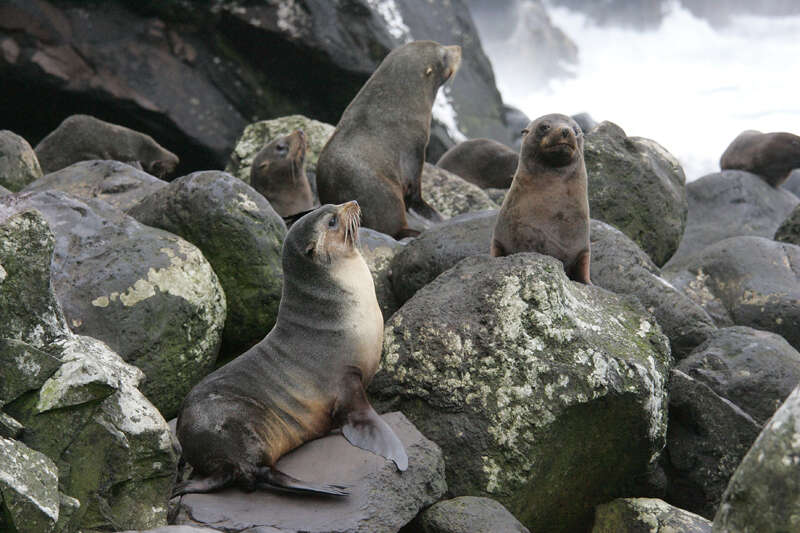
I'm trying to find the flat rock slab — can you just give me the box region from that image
[592,498,711,533]
[417,496,530,533]
[174,412,446,533]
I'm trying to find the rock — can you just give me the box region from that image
[0,185,10,197]
[572,112,598,133]
[0,338,61,407]
[0,436,60,533]
[584,121,688,266]
[0,412,23,439]
[713,384,800,532]
[592,497,711,533]
[372,253,672,533]
[0,129,42,191]
[590,219,716,358]
[775,204,800,245]
[416,496,530,533]
[23,160,167,211]
[664,370,761,519]
[359,228,405,320]
[503,105,529,151]
[421,163,499,218]
[1,191,226,418]
[121,528,217,533]
[783,168,800,197]
[663,236,800,352]
[677,327,800,424]
[128,171,285,361]
[485,187,508,205]
[173,412,446,533]
[666,170,799,268]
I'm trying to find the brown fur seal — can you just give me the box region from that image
[250,129,314,217]
[436,138,519,189]
[491,113,591,284]
[720,129,800,187]
[35,114,179,178]
[174,201,407,496]
[316,41,462,239]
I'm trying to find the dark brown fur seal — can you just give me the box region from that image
[436,138,519,189]
[250,129,314,217]
[491,113,591,284]
[720,129,800,187]
[174,201,407,496]
[316,41,462,239]
[35,114,179,178]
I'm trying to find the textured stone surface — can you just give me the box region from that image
[0,129,42,192]
[359,228,405,320]
[421,163,498,218]
[0,338,61,407]
[775,204,800,246]
[592,497,711,533]
[372,253,672,533]
[174,412,446,533]
[128,170,285,361]
[0,185,10,196]
[23,160,167,211]
[783,169,800,197]
[713,384,800,532]
[0,436,60,533]
[417,496,530,533]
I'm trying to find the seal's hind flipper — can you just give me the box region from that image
[255,467,349,496]
[171,470,234,497]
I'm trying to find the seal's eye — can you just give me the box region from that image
[538,123,550,134]
[425,66,433,76]
[276,142,289,154]
[521,128,530,136]
[574,127,581,135]
[328,215,337,228]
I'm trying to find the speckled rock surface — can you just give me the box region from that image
[0,436,60,533]
[372,253,672,533]
[0,130,42,192]
[359,228,405,320]
[783,169,800,198]
[421,163,499,218]
[174,412,446,533]
[416,496,530,533]
[664,370,761,519]
[592,497,711,533]
[0,185,11,197]
[485,187,508,205]
[713,384,800,532]
[584,121,687,266]
[775,204,800,246]
[663,236,800,352]
[23,160,167,211]
[1,191,226,418]
[128,171,285,361]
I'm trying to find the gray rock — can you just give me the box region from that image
[0,436,60,533]
[664,370,761,519]
[0,338,61,406]
[174,412,446,533]
[585,121,688,266]
[485,187,508,206]
[775,204,800,245]
[128,171,285,361]
[421,163,499,218]
[592,497,711,533]
[713,384,800,532]
[372,253,672,533]
[572,112,598,134]
[121,528,218,533]
[359,228,405,320]
[1,191,226,418]
[783,168,800,197]
[0,185,11,197]
[666,170,799,268]
[0,130,42,192]
[23,160,167,211]
[664,236,800,352]
[677,327,800,424]
[0,412,23,439]
[417,496,530,533]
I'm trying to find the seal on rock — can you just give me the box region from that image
[436,138,519,189]
[250,129,315,217]
[316,41,462,239]
[35,114,179,178]
[720,129,800,187]
[490,113,591,284]
[174,201,407,496]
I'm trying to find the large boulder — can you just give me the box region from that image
[775,204,800,246]
[23,160,167,211]
[713,384,800,532]
[173,412,446,533]
[359,227,405,321]
[421,163,499,218]
[372,253,672,533]
[128,171,285,361]
[783,168,800,197]
[0,185,10,197]
[666,170,799,268]
[416,496,530,533]
[664,236,800,352]
[584,121,688,266]
[1,191,227,418]
[0,129,42,192]
[592,498,711,533]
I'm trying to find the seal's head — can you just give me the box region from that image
[284,201,362,268]
[376,41,462,104]
[251,130,307,187]
[521,113,583,168]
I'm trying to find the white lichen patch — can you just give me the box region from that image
[237,192,260,214]
[276,0,308,39]
[0,263,6,283]
[637,319,652,338]
[433,87,468,143]
[684,268,719,308]
[366,0,412,42]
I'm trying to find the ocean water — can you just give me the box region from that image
[479,1,800,181]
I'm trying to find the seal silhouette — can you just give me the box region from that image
[316,41,462,239]
[436,138,519,189]
[174,201,407,496]
[491,113,591,284]
[250,129,315,217]
[720,129,800,187]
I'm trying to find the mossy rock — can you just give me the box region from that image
[775,204,800,246]
[421,163,498,219]
[592,498,711,532]
[0,130,42,192]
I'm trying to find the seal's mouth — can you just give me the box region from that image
[443,45,462,80]
[338,200,361,248]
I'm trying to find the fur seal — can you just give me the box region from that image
[720,129,800,187]
[35,114,179,178]
[250,129,315,217]
[174,201,407,496]
[436,138,519,189]
[316,41,462,239]
[490,113,591,284]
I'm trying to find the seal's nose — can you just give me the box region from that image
[561,128,571,138]
[296,129,305,140]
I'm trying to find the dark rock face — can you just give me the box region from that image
[359,227,405,321]
[775,204,800,245]
[0,129,42,191]
[584,121,687,266]
[174,412,446,533]
[416,496,530,533]
[664,370,761,519]
[666,170,799,268]
[128,171,285,361]
[592,498,712,533]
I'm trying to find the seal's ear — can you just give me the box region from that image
[521,128,530,136]
[282,208,316,228]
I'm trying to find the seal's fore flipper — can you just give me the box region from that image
[338,369,409,471]
[254,467,349,497]
[171,470,234,497]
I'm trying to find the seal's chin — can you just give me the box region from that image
[540,142,577,166]
[338,201,361,248]
[443,45,462,80]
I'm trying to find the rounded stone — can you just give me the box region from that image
[0,130,42,192]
